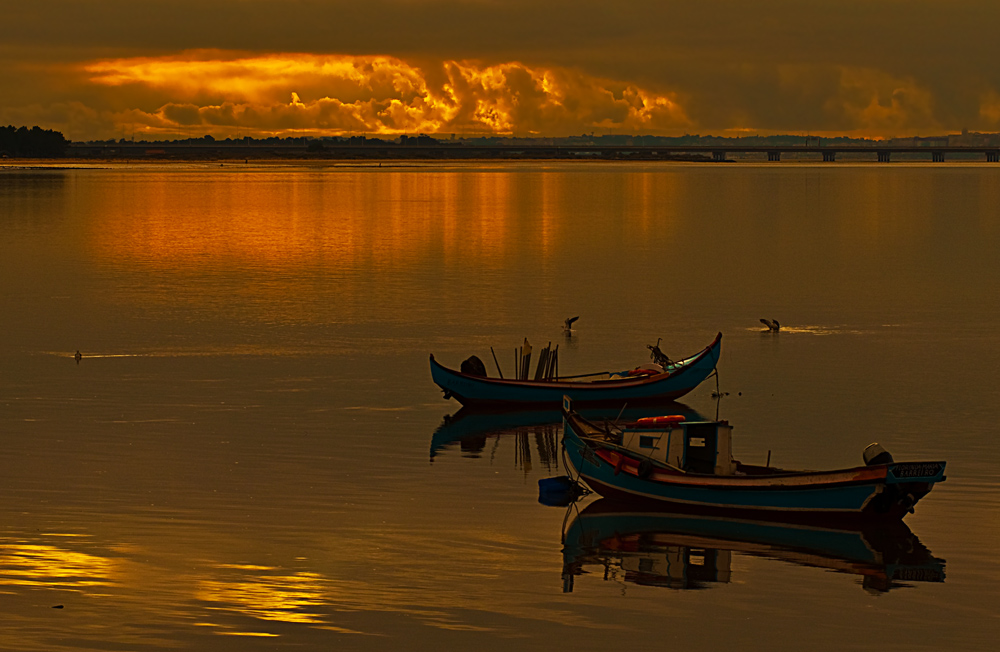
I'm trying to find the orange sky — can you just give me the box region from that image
[2,1,999,140]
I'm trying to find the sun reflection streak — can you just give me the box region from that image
[198,568,332,625]
[85,169,563,275]
[0,538,116,590]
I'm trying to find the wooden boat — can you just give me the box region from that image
[561,398,946,521]
[561,499,945,593]
[429,332,722,407]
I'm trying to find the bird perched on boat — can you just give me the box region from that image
[647,338,673,366]
[563,316,580,334]
[760,319,780,332]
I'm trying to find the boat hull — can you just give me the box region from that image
[562,413,945,522]
[430,332,722,407]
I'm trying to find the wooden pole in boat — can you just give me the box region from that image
[521,338,532,380]
[534,344,551,381]
[490,347,504,379]
[558,371,611,380]
[540,345,551,380]
[766,450,771,467]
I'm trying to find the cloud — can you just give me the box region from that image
[982,91,1000,126]
[829,69,938,135]
[68,52,690,138]
[3,2,1000,139]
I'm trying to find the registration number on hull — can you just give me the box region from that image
[889,462,944,480]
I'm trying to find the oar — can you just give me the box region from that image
[490,346,504,379]
[557,371,612,380]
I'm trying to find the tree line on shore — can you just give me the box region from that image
[1,125,68,157]
[5,124,999,158]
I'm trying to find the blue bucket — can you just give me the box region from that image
[538,476,582,507]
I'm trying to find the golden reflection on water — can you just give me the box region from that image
[0,530,589,638]
[193,553,575,635]
[198,566,330,625]
[5,164,1000,649]
[83,169,554,272]
[81,167,690,276]
[0,536,116,590]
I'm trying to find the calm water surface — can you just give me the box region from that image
[1,161,999,650]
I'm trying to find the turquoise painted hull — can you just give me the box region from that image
[430,332,722,407]
[562,412,946,521]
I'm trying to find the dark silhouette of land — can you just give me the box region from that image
[0,125,68,157]
[4,126,1000,163]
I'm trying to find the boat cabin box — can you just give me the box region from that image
[622,420,736,475]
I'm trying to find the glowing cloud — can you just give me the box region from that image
[826,68,938,136]
[981,91,1000,126]
[81,51,690,138]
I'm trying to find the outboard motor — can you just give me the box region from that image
[863,442,894,466]
[460,355,487,377]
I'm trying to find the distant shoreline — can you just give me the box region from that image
[5,145,1000,169]
[0,154,720,169]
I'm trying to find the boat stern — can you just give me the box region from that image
[866,461,947,518]
[885,461,947,485]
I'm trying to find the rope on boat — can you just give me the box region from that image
[610,403,629,432]
[561,439,583,484]
[560,499,585,546]
[560,436,593,495]
[709,367,726,420]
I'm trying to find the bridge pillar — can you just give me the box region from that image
[822,151,836,162]
[932,151,945,163]
[877,150,891,163]
[987,150,1000,163]
[766,151,781,161]
[712,150,727,162]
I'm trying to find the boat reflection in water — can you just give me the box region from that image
[561,499,945,594]
[430,403,704,469]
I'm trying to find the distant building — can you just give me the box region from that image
[949,131,1000,147]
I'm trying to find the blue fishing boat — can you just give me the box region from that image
[561,499,945,593]
[429,332,722,407]
[561,398,946,521]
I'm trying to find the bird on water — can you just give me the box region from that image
[563,316,580,334]
[760,318,780,332]
[74,350,82,364]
